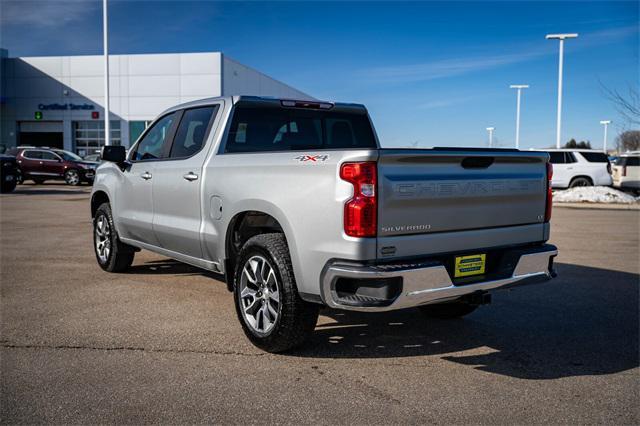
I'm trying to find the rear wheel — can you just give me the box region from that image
[569,177,592,188]
[233,233,319,353]
[94,202,135,272]
[419,301,478,319]
[64,169,80,186]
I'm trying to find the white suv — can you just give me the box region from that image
[612,153,640,191]
[543,149,612,189]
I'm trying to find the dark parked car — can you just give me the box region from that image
[7,147,98,185]
[0,154,19,193]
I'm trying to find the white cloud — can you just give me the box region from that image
[418,96,475,110]
[361,49,548,84]
[360,24,638,85]
[1,0,97,29]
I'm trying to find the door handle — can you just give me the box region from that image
[140,171,152,180]
[183,172,199,181]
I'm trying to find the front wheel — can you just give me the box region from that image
[93,202,135,272]
[0,180,17,193]
[233,233,319,353]
[419,301,478,319]
[64,169,81,186]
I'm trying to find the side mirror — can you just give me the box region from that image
[102,146,126,163]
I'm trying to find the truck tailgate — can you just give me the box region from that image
[377,149,549,240]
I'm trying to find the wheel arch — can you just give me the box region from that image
[91,190,110,218]
[223,206,297,292]
[569,175,594,186]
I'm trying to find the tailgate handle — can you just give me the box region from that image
[461,157,494,169]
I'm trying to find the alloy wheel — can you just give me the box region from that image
[238,255,281,335]
[65,170,79,185]
[95,214,111,264]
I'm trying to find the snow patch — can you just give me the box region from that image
[553,186,639,204]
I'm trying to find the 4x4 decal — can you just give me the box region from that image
[294,154,329,163]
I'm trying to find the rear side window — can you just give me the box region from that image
[169,106,217,159]
[225,106,377,153]
[580,152,609,163]
[22,150,42,159]
[131,112,177,161]
[617,156,640,166]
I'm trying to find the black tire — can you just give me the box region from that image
[569,177,592,188]
[419,301,478,319]
[33,178,45,185]
[64,169,81,186]
[233,233,319,353]
[0,180,17,193]
[93,202,135,272]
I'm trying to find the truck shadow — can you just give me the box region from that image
[291,262,639,380]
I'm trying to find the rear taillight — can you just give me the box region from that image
[545,162,553,222]
[623,166,627,177]
[340,162,377,237]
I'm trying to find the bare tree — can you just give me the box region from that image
[616,130,640,153]
[600,81,640,127]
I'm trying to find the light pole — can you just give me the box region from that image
[600,120,611,153]
[103,0,110,147]
[510,84,529,149]
[546,33,578,149]
[486,127,495,148]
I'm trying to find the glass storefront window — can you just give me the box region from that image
[73,121,121,157]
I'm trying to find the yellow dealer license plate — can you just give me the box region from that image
[454,254,486,278]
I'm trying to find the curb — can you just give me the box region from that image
[553,202,640,211]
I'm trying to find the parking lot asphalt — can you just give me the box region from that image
[1,184,638,424]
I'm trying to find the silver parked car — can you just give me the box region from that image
[91,96,557,352]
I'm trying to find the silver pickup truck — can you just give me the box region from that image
[91,96,557,352]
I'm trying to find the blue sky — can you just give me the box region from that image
[1,1,638,149]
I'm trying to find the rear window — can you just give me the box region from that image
[580,152,609,163]
[225,106,377,153]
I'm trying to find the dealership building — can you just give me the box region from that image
[0,50,310,156]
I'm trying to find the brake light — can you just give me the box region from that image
[545,162,553,222]
[340,162,377,237]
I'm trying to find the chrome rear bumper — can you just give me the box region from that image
[320,245,557,312]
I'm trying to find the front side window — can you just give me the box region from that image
[169,106,217,158]
[41,151,60,161]
[54,150,82,161]
[131,113,176,161]
[225,106,376,153]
